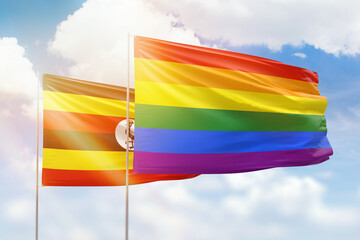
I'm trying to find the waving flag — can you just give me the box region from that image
[133,36,333,174]
[42,74,198,186]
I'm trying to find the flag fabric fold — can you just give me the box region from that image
[42,74,198,186]
[133,36,333,174]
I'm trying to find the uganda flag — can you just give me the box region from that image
[42,74,198,186]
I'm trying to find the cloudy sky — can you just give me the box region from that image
[1,0,360,239]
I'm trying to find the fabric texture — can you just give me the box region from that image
[42,74,198,186]
[133,36,333,174]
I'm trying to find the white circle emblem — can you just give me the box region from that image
[115,119,135,150]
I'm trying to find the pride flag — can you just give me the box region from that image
[133,36,333,174]
[42,74,198,186]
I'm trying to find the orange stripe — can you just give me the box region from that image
[134,36,318,83]
[42,168,198,186]
[135,58,323,99]
[44,110,126,133]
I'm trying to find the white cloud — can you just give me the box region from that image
[20,100,37,120]
[127,171,360,240]
[69,228,97,240]
[0,37,38,122]
[316,171,335,179]
[0,37,39,188]
[162,183,197,205]
[223,169,359,228]
[10,147,36,174]
[1,108,13,117]
[151,0,360,55]
[293,52,307,59]
[1,145,38,191]
[48,0,360,88]
[48,0,201,87]
[0,37,37,98]
[4,172,357,240]
[3,198,33,222]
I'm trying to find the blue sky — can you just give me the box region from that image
[1,0,360,239]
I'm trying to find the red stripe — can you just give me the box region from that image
[134,36,318,84]
[42,168,198,186]
[44,110,126,133]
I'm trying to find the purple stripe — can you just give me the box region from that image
[134,148,333,174]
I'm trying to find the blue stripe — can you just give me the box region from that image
[134,128,331,154]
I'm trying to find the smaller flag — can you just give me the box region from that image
[42,74,198,186]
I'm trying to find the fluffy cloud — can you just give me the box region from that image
[3,198,33,222]
[151,0,360,55]
[0,37,37,98]
[0,37,38,180]
[0,37,38,119]
[223,170,358,227]
[48,0,201,87]
[68,228,97,240]
[49,0,360,87]
[128,171,359,240]
[3,171,358,240]
[293,52,307,59]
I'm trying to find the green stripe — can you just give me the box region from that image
[135,104,327,132]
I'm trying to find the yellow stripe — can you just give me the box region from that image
[135,58,323,99]
[135,81,327,115]
[43,148,133,170]
[43,90,135,118]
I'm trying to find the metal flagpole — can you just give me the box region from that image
[35,72,40,240]
[125,33,131,240]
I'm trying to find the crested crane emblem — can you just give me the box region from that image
[115,119,135,150]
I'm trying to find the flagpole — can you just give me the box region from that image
[35,72,40,240]
[125,33,131,240]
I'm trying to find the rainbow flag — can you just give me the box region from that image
[42,74,198,186]
[133,36,333,174]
